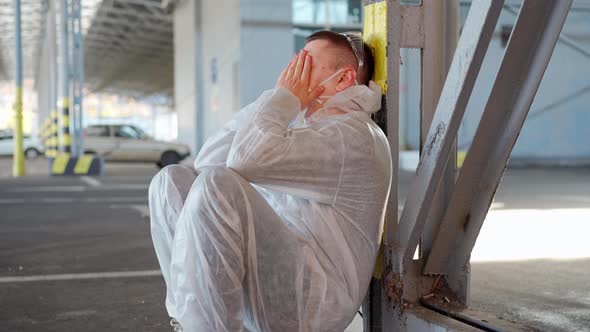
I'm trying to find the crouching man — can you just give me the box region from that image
[149,30,392,331]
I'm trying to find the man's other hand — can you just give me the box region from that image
[276,50,325,111]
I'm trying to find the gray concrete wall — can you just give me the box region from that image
[240,0,293,106]
[459,4,590,165]
[459,2,590,164]
[402,3,590,165]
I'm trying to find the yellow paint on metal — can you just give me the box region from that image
[62,115,69,126]
[46,150,58,158]
[51,111,58,119]
[74,155,94,174]
[372,233,385,279]
[457,150,467,168]
[364,1,388,279]
[59,98,70,108]
[13,87,25,177]
[61,134,72,146]
[51,153,70,174]
[363,1,388,92]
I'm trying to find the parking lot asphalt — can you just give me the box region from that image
[1,158,589,331]
[0,159,167,332]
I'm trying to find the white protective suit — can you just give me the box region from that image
[149,81,392,331]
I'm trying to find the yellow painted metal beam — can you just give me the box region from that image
[363,1,388,93]
[13,87,25,177]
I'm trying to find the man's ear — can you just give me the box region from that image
[336,67,357,91]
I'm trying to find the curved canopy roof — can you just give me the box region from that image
[0,0,173,100]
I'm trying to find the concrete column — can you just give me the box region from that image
[200,0,241,139]
[173,0,293,155]
[36,0,57,137]
[173,0,201,154]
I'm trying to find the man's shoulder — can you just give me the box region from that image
[339,113,387,139]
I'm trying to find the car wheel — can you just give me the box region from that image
[24,147,40,160]
[158,151,181,168]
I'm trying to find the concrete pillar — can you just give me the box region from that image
[173,0,293,155]
[173,0,203,154]
[36,0,57,130]
[200,0,241,139]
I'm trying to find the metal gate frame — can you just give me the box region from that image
[362,0,573,330]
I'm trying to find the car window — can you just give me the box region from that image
[85,126,109,137]
[115,125,141,139]
[131,126,148,139]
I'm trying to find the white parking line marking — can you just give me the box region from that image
[99,184,149,190]
[83,197,146,203]
[0,198,26,204]
[43,197,76,203]
[0,270,162,283]
[80,176,102,187]
[0,197,146,205]
[110,204,150,218]
[5,186,85,193]
[1,184,147,193]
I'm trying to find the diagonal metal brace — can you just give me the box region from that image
[394,0,504,269]
[424,0,573,275]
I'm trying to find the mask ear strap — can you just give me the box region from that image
[317,69,344,87]
[342,68,358,87]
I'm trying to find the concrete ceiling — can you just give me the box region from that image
[0,0,173,101]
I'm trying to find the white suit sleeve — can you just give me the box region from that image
[227,88,346,204]
[194,92,271,170]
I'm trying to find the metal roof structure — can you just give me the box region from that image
[0,0,173,100]
[0,0,588,102]
[84,0,173,98]
[0,0,48,81]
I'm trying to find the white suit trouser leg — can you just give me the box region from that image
[150,166,305,332]
[149,165,197,318]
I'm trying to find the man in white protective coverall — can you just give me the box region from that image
[149,30,392,332]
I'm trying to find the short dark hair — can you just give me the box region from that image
[305,30,375,86]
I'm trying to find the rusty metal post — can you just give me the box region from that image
[418,0,459,272]
[376,0,502,329]
[361,1,396,330]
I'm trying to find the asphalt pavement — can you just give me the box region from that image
[0,158,166,332]
[0,157,589,331]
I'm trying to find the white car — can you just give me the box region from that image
[0,131,44,159]
[83,124,190,167]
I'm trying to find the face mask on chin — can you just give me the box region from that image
[313,68,348,105]
[304,80,382,125]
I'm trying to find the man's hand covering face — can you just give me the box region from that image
[275,50,325,111]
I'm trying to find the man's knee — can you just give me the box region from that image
[195,167,248,193]
[149,165,197,203]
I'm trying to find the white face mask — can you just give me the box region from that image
[313,69,349,105]
[305,81,382,125]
